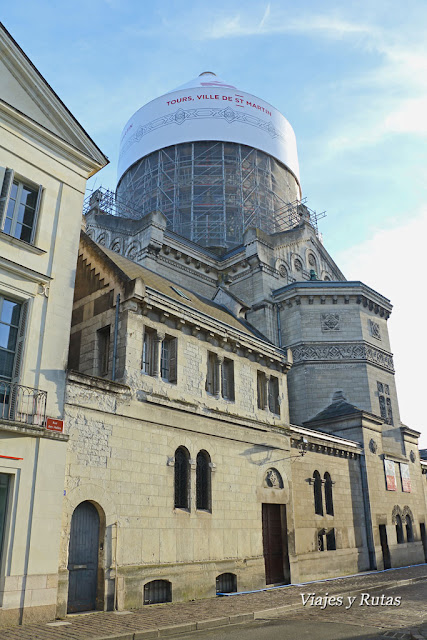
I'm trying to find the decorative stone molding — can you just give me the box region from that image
[410,450,416,463]
[391,505,402,524]
[291,341,394,372]
[369,438,378,454]
[321,313,340,332]
[369,319,381,340]
[402,505,414,522]
[264,468,283,488]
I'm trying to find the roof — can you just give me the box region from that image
[0,22,108,168]
[85,235,263,339]
[305,394,362,423]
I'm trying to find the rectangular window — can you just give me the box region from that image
[257,371,267,409]
[0,474,10,566]
[221,358,234,401]
[161,336,177,383]
[0,296,21,383]
[268,376,280,415]
[97,326,110,376]
[206,352,219,396]
[142,330,155,376]
[0,169,42,244]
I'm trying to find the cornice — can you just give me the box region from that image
[273,281,392,317]
[289,340,394,373]
[0,255,52,285]
[0,102,104,175]
[141,288,290,368]
[0,25,107,167]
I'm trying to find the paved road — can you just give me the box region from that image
[172,581,426,640]
[0,566,425,639]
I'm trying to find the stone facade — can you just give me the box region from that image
[0,25,107,625]
[58,230,427,614]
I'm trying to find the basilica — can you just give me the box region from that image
[0,24,426,625]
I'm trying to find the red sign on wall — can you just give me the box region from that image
[46,418,64,433]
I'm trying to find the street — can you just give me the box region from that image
[171,580,427,640]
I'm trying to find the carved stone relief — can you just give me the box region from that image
[321,313,340,332]
[291,342,394,372]
[369,319,381,340]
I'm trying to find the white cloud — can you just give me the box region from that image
[335,207,427,446]
[202,9,376,40]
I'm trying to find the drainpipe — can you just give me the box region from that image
[359,452,377,570]
[114,521,119,611]
[111,294,120,381]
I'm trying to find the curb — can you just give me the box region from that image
[89,575,427,640]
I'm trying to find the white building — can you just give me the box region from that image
[0,24,107,625]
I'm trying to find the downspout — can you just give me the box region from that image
[114,521,119,610]
[19,438,40,625]
[111,294,120,381]
[358,452,377,570]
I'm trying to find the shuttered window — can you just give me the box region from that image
[257,371,267,409]
[221,358,234,401]
[161,336,177,383]
[206,352,219,395]
[268,376,280,415]
[0,168,42,244]
[142,330,155,376]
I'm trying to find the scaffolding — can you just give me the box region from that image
[85,141,324,252]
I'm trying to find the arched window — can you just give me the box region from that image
[406,515,414,542]
[174,447,190,509]
[216,573,237,594]
[196,450,211,511]
[324,472,334,516]
[144,580,172,605]
[395,514,404,544]
[313,471,323,516]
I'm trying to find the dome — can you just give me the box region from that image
[118,73,300,188]
[116,73,302,253]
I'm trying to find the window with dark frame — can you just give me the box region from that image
[97,326,110,376]
[196,450,211,511]
[313,470,323,516]
[174,446,190,509]
[324,472,334,516]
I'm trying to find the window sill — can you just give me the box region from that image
[0,230,46,255]
[196,509,212,515]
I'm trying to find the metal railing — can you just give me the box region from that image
[0,381,47,426]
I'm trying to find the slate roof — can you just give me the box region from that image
[305,398,362,423]
[89,238,264,340]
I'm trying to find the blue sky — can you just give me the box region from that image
[3,1,427,443]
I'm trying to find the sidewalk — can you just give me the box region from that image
[1,564,426,640]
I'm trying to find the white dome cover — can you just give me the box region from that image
[118,72,300,188]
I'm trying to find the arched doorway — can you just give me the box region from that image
[67,501,100,612]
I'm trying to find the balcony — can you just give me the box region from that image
[0,381,47,427]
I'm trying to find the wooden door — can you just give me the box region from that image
[262,503,287,585]
[67,501,100,612]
